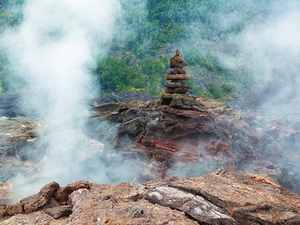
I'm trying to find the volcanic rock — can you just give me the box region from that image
[43,205,72,219]
[164,83,190,89]
[164,87,190,94]
[0,116,45,163]
[87,95,300,195]
[20,181,60,213]
[170,49,189,68]
[2,170,300,224]
[54,180,90,205]
[167,67,186,75]
[0,212,54,225]
[165,50,190,94]
[5,202,23,216]
[165,74,190,80]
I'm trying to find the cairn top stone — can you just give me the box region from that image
[170,50,188,69]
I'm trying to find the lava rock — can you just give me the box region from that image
[54,180,90,205]
[20,181,60,213]
[43,205,72,219]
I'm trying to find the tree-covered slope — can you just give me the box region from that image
[93,0,274,98]
[0,0,277,99]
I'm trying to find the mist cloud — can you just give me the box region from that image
[236,0,300,114]
[1,0,131,193]
[4,0,121,117]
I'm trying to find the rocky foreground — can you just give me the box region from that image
[1,168,300,225]
[1,92,300,224]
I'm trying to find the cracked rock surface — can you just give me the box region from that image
[1,169,300,224]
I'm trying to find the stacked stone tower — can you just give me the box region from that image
[164,50,190,94]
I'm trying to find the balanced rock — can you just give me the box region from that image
[170,49,189,68]
[165,50,190,94]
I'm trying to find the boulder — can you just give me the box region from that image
[54,180,90,205]
[20,181,60,213]
[170,50,189,68]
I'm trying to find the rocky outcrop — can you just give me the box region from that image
[1,169,300,224]
[0,116,43,161]
[0,116,45,187]
[89,94,245,180]
[88,94,300,195]
[0,90,300,198]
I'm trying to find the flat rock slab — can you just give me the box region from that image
[160,171,300,224]
[67,182,198,225]
[166,74,191,80]
[164,82,190,88]
[165,87,189,94]
[145,186,235,224]
[1,171,300,224]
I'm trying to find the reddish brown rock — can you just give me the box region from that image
[40,197,60,209]
[67,182,198,225]
[170,49,189,68]
[1,170,300,224]
[167,67,186,75]
[0,206,6,218]
[158,171,300,224]
[20,181,60,213]
[88,96,300,193]
[5,202,23,216]
[164,87,189,94]
[166,50,190,94]
[164,83,190,88]
[54,180,90,205]
[165,74,190,80]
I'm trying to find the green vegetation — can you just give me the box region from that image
[93,0,271,97]
[0,0,274,99]
[0,0,24,92]
[94,54,168,94]
[0,0,23,28]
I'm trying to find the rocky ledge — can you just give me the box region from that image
[1,169,300,225]
[88,93,300,194]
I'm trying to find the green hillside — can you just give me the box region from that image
[0,0,274,99]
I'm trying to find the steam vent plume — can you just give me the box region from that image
[165,50,190,94]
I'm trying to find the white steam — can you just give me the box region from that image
[2,0,128,193]
[5,0,120,117]
[236,1,300,114]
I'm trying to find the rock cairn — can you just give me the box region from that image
[165,50,190,94]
